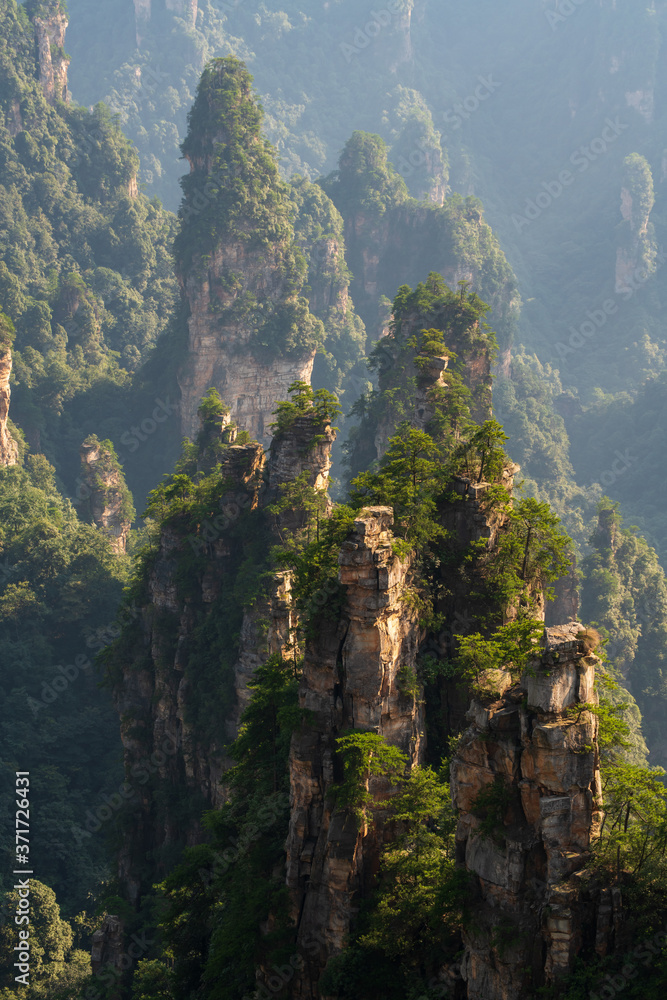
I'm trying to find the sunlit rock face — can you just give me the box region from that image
[451,622,606,999]
[285,506,424,999]
[0,350,18,468]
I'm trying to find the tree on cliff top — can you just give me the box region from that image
[322,130,409,220]
[175,57,293,271]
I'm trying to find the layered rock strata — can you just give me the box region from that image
[175,61,326,445]
[0,350,18,467]
[231,414,336,733]
[34,10,69,104]
[450,622,604,999]
[285,506,424,998]
[178,247,316,443]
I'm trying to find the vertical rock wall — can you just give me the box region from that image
[177,241,316,445]
[450,623,604,999]
[286,507,424,998]
[111,410,335,908]
[79,439,132,555]
[0,350,18,467]
[34,11,70,104]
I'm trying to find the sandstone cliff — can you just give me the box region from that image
[108,403,334,909]
[0,349,18,467]
[451,622,604,998]
[286,507,423,998]
[615,154,656,295]
[175,60,338,445]
[79,437,133,555]
[34,9,69,105]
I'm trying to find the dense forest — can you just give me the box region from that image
[1,1,667,999]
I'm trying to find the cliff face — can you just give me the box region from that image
[175,60,337,445]
[178,240,317,444]
[286,507,423,998]
[34,10,69,105]
[615,155,656,295]
[79,439,132,555]
[0,350,18,467]
[111,409,334,907]
[113,440,266,904]
[451,623,604,998]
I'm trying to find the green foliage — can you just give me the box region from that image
[455,617,544,693]
[0,311,15,353]
[623,153,655,235]
[489,496,574,609]
[289,175,366,403]
[269,379,341,435]
[493,351,598,556]
[0,880,91,999]
[345,273,498,481]
[332,732,408,826]
[351,423,446,551]
[325,131,409,220]
[267,470,329,549]
[80,433,135,525]
[197,386,229,430]
[470,776,513,843]
[320,767,467,1000]
[0,0,177,486]
[0,460,126,915]
[581,501,667,755]
[131,960,175,1000]
[174,58,327,361]
[159,656,300,1000]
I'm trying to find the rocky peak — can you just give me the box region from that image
[33,8,69,105]
[0,347,19,468]
[165,0,198,24]
[451,621,605,998]
[175,60,323,444]
[233,408,336,727]
[268,415,335,497]
[78,437,133,555]
[615,153,656,295]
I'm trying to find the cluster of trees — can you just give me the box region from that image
[0,0,178,497]
[0,457,127,922]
